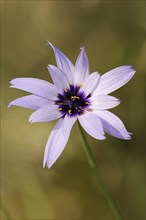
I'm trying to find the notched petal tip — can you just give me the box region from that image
[122,65,136,77]
[124,135,132,140]
[47,64,50,70]
[8,103,12,108]
[47,41,53,48]
[98,135,106,140]
[28,117,38,123]
[47,64,53,70]
[28,116,34,124]
[43,155,54,168]
[46,162,52,169]
[125,65,135,71]
[128,66,136,74]
[46,64,54,72]
[126,132,133,140]
[9,79,14,85]
[43,161,47,168]
[9,78,20,85]
[80,46,85,50]
[46,155,59,168]
[9,85,15,88]
[116,99,121,105]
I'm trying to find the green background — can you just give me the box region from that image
[1,1,145,220]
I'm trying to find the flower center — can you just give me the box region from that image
[55,85,91,116]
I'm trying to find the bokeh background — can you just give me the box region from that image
[1,1,145,220]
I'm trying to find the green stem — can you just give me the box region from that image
[77,121,124,220]
[0,199,12,220]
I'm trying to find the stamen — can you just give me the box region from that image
[58,108,63,111]
[55,101,63,105]
[68,109,72,114]
[71,96,80,100]
[64,89,68,92]
[85,108,92,112]
[85,102,89,104]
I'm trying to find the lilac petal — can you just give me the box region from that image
[80,72,100,96]
[43,116,76,168]
[10,78,57,100]
[8,95,53,110]
[94,110,131,139]
[78,112,105,140]
[94,66,136,95]
[75,47,89,84]
[47,42,75,83]
[90,95,120,110]
[29,105,62,123]
[62,115,77,136]
[47,65,69,93]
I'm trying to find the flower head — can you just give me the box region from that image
[9,42,135,168]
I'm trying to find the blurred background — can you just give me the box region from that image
[1,1,145,220]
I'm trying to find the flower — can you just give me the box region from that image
[9,42,135,168]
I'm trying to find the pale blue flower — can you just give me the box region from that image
[9,42,135,168]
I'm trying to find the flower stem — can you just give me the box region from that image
[77,121,124,220]
[0,199,12,220]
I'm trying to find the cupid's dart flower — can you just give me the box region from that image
[9,42,135,168]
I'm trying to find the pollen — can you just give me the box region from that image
[68,109,72,114]
[85,108,92,112]
[71,96,80,100]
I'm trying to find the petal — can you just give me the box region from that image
[75,47,89,84]
[43,116,75,168]
[29,105,62,123]
[90,95,120,110]
[10,78,57,100]
[94,66,136,95]
[47,42,75,83]
[8,95,53,110]
[80,72,100,97]
[47,65,69,93]
[94,110,131,139]
[78,112,105,140]
[62,115,77,136]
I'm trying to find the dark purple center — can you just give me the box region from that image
[55,85,91,116]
